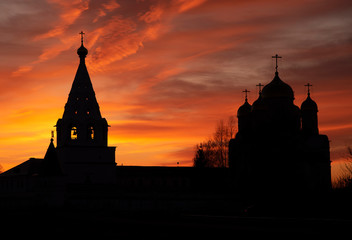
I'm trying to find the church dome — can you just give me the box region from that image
[77,44,88,58]
[301,95,318,112]
[252,94,266,111]
[262,72,294,100]
[237,100,252,117]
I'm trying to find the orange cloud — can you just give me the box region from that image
[34,0,89,40]
[0,0,351,181]
[139,5,163,23]
[102,0,120,11]
[11,65,33,77]
[176,0,207,13]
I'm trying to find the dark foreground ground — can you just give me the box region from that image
[1,204,352,238]
[2,189,352,237]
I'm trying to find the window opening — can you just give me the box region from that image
[71,127,78,140]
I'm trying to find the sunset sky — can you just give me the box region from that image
[0,0,351,180]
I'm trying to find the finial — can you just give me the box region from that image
[272,54,282,73]
[242,89,250,102]
[305,83,312,97]
[256,83,264,95]
[79,31,85,45]
[51,130,54,142]
[77,31,88,58]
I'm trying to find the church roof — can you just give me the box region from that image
[0,158,43,177]
[262,72,294,100]
[0,139,63,177]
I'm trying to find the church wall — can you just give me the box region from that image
[57,146,116,184]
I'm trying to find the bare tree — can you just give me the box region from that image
[193,143,207,168]
[227,115,236,139]
[193,116,236,168]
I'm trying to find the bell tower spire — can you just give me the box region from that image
[56,32,108,147]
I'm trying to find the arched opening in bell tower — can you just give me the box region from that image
[71,126,78,140]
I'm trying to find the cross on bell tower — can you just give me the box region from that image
[79,31,85,44]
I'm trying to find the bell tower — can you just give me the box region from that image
[56,31,108,147]
[55,32,116,184]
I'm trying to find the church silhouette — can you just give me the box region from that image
[0,35,331,209]
[229,55,331,193]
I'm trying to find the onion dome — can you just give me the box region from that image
[252,94,265,111]
[77,31,88,58]
[237,99,252,117]
[77,44,88,58]
[252,83,265,111]
[301,94,318,112]
[261,72,294,100]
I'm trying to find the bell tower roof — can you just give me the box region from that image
[62,31,102,121]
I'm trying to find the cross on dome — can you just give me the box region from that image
[79,31,85,45]
[272,54,282,73]
[256,83,264,94]
[305,83,312,96]
[243,89,250,102]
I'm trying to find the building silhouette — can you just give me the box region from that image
[0,34,232,209]
[0,39,331,210]
[229,56,331,193]
[55,33,116,184]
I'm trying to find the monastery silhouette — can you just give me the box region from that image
[229,55,331,194]
[0,34,331,209]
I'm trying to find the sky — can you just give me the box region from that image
[0,0,351,180]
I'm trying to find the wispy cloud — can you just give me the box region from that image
[0,0,351,172]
